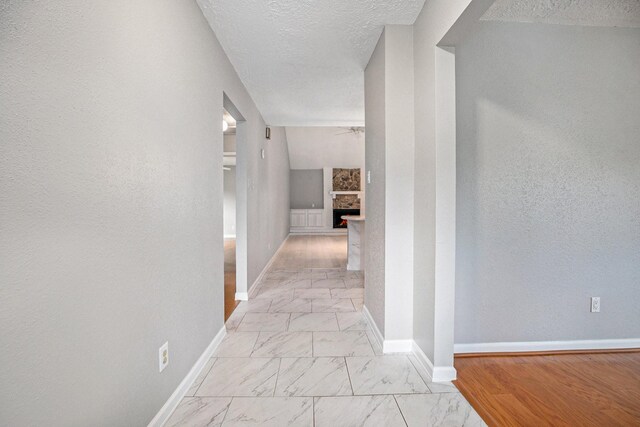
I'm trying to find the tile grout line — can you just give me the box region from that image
[191,356,219,397]
[392,395,410,427]
[343,356,356,396]
[272,358,283,397]
[219,396,233,426]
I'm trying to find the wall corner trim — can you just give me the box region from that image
[247,234,291,298]
[383,340,414,353]
[147,325,227,427]
[362,305,384,351]
[411,341,457,383]
[235,292,249,301]
[454,338,640,354]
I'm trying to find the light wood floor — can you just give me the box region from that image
[224,238,238,320]
[269,234,347,270]
[454,351,640,426]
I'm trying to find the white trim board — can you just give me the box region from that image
[362,305,416,354]
[362,305,383,352]
[147,325,226,427]
[383,340,413,353]
[234,292,248,301]
[455,338,640,354]
[247,234,290,299]
[411,341,457,382]
[224,234,236,239]
[289,230,347,235]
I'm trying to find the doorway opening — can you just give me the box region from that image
[223,108,238,320]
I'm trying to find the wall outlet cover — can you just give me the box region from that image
[590,297,600,313]
[159,342,169,372]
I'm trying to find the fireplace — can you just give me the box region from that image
[333,209,360,229]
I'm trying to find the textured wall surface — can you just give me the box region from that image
[0,0,289,425]
[224,166,236,236]
[382,26,415,343]
[455,22,640,344]
[290,170,324,209]
[364,31,387,335]
[413,0,475,366]
[285,127,365,170]
[197,0,426,126]
[483,0,640,27]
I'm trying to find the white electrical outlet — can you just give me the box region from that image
[367,170,371,184]
[159,342,169,372]
[590,297,600,313]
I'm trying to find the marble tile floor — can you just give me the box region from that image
[167,266,485,426]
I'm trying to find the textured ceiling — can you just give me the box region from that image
[197,0,425,126]
[482,0,640,27]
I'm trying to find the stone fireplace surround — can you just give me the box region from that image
[332,168,361,228]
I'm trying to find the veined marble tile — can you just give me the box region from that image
[312,298,355,313]
[326,270,360,280]
[335,312,369,331]
[297,271,327,280]
[265,271,298,281]
[234,299,272,313]
[313,331,374,357]
[225,311,246,332]
[213,332,259,358]
[288,312,339,331]
[314,395,406,427]
[275,357,352,397]
[261,278,312,290]
[251,331,313,357]
[344,278,365,289]
[269,298,312,313]
[351,298,364,312]
[311,278,346,289]
[330,288,364,299]
[236,313,290,332]
[165,397,231,427]
[365,329,384,356]
[346,356,429,395]
[195,357,279,397]
[294,288,331,299]
[185,358,217,397]
[395,393,486,427]
[427,381,460,394]
[255,287,295,300]
[222,397,313,427]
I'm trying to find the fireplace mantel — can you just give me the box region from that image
[329,191,363,199]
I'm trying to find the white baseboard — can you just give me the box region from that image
[247,234,290,298]
[411,341,457,383]
[454,338,640,354]
[289,230,347,235]
[235,292,248,301]
[362,305,383,352]
[383,340,413,353]
[147,325,226,427]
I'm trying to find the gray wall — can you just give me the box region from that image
[224,166,236,236]
[455,22,640,344]
[0,0,289,425]
[290,169,323,209]
[364,31,387,335]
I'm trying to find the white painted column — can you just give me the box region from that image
[432,46,457,380]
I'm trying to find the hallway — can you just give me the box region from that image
[166,236,484,426]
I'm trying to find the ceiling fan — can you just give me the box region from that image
[335,127,365,136]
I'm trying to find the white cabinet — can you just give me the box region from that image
[291,209,325,230]
[290,210,308,227]
[307,210,324,227]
